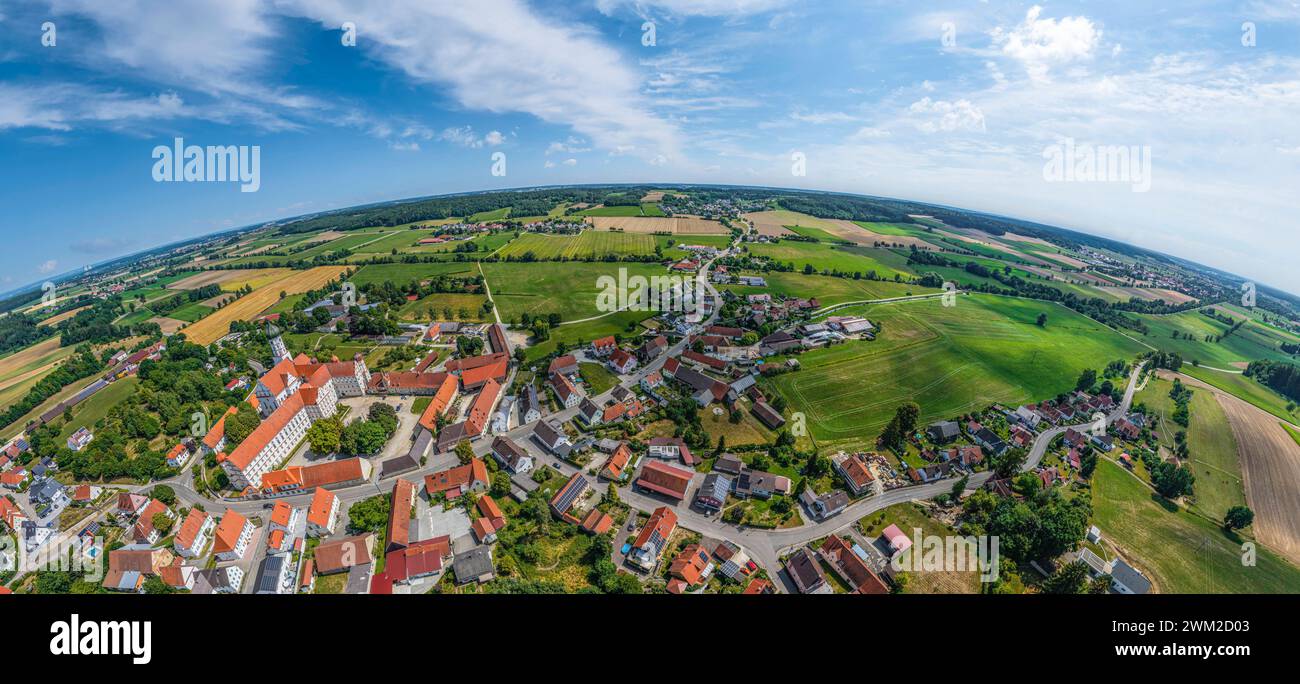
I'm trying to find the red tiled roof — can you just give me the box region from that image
[202,406,239,450]
[174,508,210,550]
[423,459,489,495]
[225,392,307,472]
[307,487,337,529]
[212,509,249,555]
[417,374,460,432]
[636,460,693,500]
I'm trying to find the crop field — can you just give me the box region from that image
[1136,377,1244,521]
[348,262,477,288]
[166,302,215,322]
[165,268,291,291]
[768,294,1147,453]
[495,230,655,260]
[1091,459,1300,593]
[181,266,348,345]
[746,240,912,280]
[586,215,729,234]
[574,203,665,217]
[0,337,77,408]
[346,228,439,255]
[481,261,665,323]
[37,305,91,327]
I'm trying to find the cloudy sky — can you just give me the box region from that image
[1,0,1298,293]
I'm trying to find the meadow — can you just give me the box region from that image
[723,271,937,308]
[397,293,491,322]
[1134,307,1300,368]
[768,294,1147,453]
[480,261,665,323]
[1135,377,1244,521]
[348,262,478,288]
[1090,459,1300,593]
[745,240,913,280]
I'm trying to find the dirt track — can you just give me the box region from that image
[1167,370,1300,565]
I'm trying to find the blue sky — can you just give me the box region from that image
[1,0,1298,294]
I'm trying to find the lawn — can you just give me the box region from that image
[769,293,1147,454]
[1091,458,1300,593]
[578,362,619,395]
[166,302,214,323]
[1135,377,1245,521]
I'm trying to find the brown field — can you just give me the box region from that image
[1031,251,1089,269]
[640,191,665,202]
[938,229,1054,267]
[585,215,728,234]
[826,220,939,250]
[37,305,91,327]
[0,337,65,378]
[166,268,290,291]
[303,230,346,244]
[147,316,189,334]
[1100,286,1196,305]
[1170,371,1300,566]
[200,292,238,307]
[181,266,348,345]
[741,211,795,237]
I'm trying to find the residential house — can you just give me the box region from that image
[609,348,637,374]
[819,534,889,594]
[636,460,694,501]
[453,546,495,584]
[733,468,789,499]
[628,506,677,570]
[600,443,631,481]
[647,436,696,466]
[549,473,590,519]
[668,544,714,586]
[212,509,254,562]
[314,534,375,575]
[835,453,877,497]
[550,372,582,408]
[173,509,215,558]
[490,436,534,474]
[306,487,341,537]
[785,547,831,594]
[694,473,731,512]
[423,459,489,499]
[800,489,850,521]
[926,421,960,444]
[531,419,572,457]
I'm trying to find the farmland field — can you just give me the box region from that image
[1135,377,1244,521]
[1091,458,1300,593]
[181,266,349,345]
[166,268,291,291]
[746,240,912,280]
[586,215,728,234]
[349,262,477,287]
[1133,307,1300,368]
[55,377,141,443]
[495,230,655,260]
[1179,364,1298,423]
[481,261,665,323]
[768,294,1147,453]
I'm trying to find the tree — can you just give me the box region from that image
[606,482,621,506]
[879,401,920,452]
[455,440,475,465]
[491,472,511,498]
[1075,368,1097,392]
[152,512,175,536]
[307,416,343,454]
[1035,312,1048,327]
[348,493,391,533]
[151,484,176,505]
[1088,574,1113,594]
[1151,461,1195,499]
[1224,505,1254,531]
[950,475,969,501]
[1042,560,1089,594]
[142,576,175,594]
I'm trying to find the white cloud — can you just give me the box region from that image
[595,0,792,17]
[484,130,505,146]
[907,97,986,133]
[38,259,57,274]
[278,0,679,160]
[547,136,591,155]
[990,5,1101,81]
[563,158,578,166]
[0,84,195,131]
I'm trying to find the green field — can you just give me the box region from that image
[1134,307,1300,369]
[724,271,937,308]
[578,362,619,395]
[520,311,650,365]
[495,231,655,260]
[55,377,141,443]
[769,294,1147,453]
[1091,458,1300,593]
[167,302,214,323]
[1136,377,1245,521]
[574,204,664,217]
[1180,364,1298,423]
[481,261,665,323]
[469,207,511,222]
[746,241,913,280]
[398,293,490,322]
[349,262,478,287]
